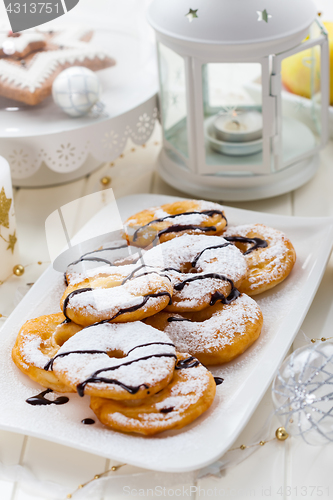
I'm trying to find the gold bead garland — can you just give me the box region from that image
[66,427,289,498]
[310,336,332,343]
[65,463,126,499]
[230,426,289,452]
[13,264,24,276]
[99,141,160,188]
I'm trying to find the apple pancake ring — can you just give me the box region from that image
[60,271,173,327]
[142,233,248,312]
[90,353,216,435]
[222,224,296,296]
[124,199,227,247]
[64,241,144,286]
[48,321,177,400]
[12,313,82,392]
[145,294,263,365]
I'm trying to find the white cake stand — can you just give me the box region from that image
[0,29,158,187]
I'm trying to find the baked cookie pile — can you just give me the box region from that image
[0,27,115,105]
[12,199,296,436]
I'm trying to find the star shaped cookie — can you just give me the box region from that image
[0,27,115,105]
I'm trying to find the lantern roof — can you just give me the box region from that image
[147,0,317,46]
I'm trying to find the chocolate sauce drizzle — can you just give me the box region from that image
[191,243,233,268]
[76,352,178,397]
[174,273,232,291]
[26,388,69,406]
[44,342,176,372]
[68,244,129,268]
[81,418,95,425]
[44,350,108,371]
[175,356,200,370]
[175,273,240,307]
[167,317,192,323]
[121,264,171,285]
[62,288,172,323]
[214,377,224,386]
[224,236,268,255]
[132,210,227,242]
[160,407,174,413]
[64,243,130,285]
[210,287,241,306]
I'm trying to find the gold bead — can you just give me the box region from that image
[142,144,146,148]
[37,261,42,265]
[13,264,24,276]
[110,162,115,167]
[119,154,124,158]
[311,339,316,343]
[0,281,3,285]
[94,475,100,480]
[318,11,322,17]
[100,176,111,187]
[275,427,289,441]
[67,495,72,499]
[321,337,326,342]
[111,466,117,471]
[0,314,2,318]
[78,484,83,489]
[240,444,246,450]
[259,441,265,446]
[131,148,136,152]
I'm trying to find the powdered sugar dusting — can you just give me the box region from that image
[223,224,295,289]
[20,334,49,368]
[165,294,262,354]
[53,322,176,395]
[67,273,171,318]
[109,362,212,429]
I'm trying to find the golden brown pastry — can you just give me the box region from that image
[50,321,177,400]
[124,199,227,247]
[222,224,296,295]
[145,294,263,365]
[12,313,82,392]
[90,353,216,435]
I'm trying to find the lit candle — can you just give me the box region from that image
[213,110,263,143]
[0,156,19,283]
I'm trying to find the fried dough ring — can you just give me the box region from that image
[60,271,173,327]
[90,353,216,435]
[143,234,248,312]
[222,224,296,296]
[145,294,263,365]
[50,321,177,400]
[12,313,82,392]
[124,199,227,247]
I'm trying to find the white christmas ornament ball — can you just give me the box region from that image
[272,341,333,446]
[52,67,101,117]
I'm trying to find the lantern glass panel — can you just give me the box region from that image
[202,63,265,172]
[158,43,188,158]
[280,31,323,168]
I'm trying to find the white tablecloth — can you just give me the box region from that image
[0,122,333,499]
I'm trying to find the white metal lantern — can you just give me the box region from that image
[147,0,329,201]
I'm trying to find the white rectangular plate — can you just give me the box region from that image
[1,194,333,473]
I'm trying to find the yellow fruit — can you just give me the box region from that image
[281,21,332,105]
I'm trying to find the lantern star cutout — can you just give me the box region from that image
[257,9,272,23]
[0,187,12,229]
[7,231,17,254]
[185,8,198,23]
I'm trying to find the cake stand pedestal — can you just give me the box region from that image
[0,29,158,187]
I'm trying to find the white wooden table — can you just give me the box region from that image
[1,123,333,499]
